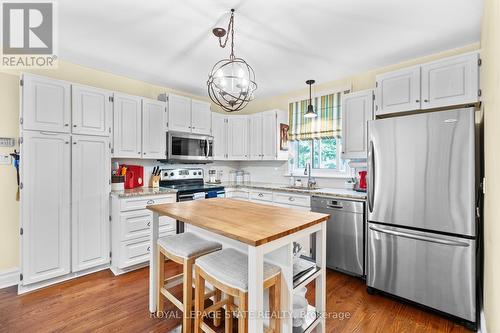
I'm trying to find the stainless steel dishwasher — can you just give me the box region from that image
[311,196,365,276]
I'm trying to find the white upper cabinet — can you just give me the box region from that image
[421,53,480,109]
[191,100,212,135]
[71,84,112,137]
[227,116,249,160]
[375,66,421,115]
[71,135,110,272]
[249,113,263,160]
[262,110,278,160]
[168,94,191,132]
[21,131,71,285]
[22,74,71,133]
[375,52,480,116]
[113,93,142,158]
[212,112,227,160]
[142,98,167,159]
[342,90,373,159]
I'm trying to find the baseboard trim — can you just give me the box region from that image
[0,268,20,289]
[479,309,487,333]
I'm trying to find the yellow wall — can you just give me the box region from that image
[0,42,481,273]
[480,0,500,331]
[241,43,480,114]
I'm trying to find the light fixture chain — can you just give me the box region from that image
[230,12,235,59]
[218,11,234,51]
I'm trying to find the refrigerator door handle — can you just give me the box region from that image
[367,140,375,213]
[369,225,470,247]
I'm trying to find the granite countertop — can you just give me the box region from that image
[219,182,367,201]
[111,187,177,198]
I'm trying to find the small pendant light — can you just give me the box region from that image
[304,79,317,118]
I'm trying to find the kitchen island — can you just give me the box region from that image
[147,198,329,333]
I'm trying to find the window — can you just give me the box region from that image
[288,89,350,176]
[290,138,348,173]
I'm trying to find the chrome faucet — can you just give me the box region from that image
[304,162,317,189]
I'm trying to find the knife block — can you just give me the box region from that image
[149,175,160,188]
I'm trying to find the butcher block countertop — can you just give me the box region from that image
[147,198,329,246]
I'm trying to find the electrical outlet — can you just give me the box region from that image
[0,154,11,165]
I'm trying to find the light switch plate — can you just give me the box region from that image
[0,154,11,165]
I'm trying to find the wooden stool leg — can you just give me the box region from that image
[269,275,281,333]
[214,289,222,327]
[183,258,194,333]
[156,248,165,317]
[194,267,205,333]
[238,292,248,333]
[225,295,234,333]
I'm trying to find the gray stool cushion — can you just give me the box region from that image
[157,232,222,259]
[195,248,281,292]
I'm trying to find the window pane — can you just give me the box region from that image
[297,140,311,168]
[312,139,320,169]
[319,138,337,169]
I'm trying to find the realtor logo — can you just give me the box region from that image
[1,1,57,68]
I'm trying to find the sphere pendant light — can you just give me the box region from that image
[304,79,318,118]
[207,9,257,112]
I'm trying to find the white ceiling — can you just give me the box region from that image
[59,0,482,98]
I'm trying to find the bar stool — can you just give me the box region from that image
[194,248,281,333]
[157,232,222,333]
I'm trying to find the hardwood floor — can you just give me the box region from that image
[0,263,470,333]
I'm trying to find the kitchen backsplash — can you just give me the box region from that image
[112,158,354,189]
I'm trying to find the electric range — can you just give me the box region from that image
[159,168,225,232]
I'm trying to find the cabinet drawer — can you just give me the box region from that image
[273,192,310,207]
[120,210,176,241]
[118,238,151,269]
[250,190,273,202]
[120,195,175,212]
[227,189,249,200]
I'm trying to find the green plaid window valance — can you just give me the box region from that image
[288,92,343,141]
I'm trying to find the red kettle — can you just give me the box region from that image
[358,171,367,190]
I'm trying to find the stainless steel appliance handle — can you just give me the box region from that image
[178,194,195,199]
[369,225,470,247]
[367,140,375,213]
[327,205,343,209]
[206,139,210,158]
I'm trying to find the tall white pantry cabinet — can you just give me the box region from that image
[19,74,111,291]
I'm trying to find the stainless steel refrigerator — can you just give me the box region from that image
[366,108,478,324]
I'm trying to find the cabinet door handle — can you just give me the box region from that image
[146,199,155,204]
[258,193,264,197]
[147,246,150,252]
[416,99,420,103]
[73,125,77,127]
[289,197,295,201]
[138,152,141,155]
[424,99,429,103]
[147,221,151,227]
[64,123,69,127]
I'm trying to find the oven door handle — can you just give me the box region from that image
[178,194,195,200]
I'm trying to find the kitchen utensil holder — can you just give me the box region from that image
[149,175,160,188]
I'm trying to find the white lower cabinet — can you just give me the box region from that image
[225,188,250,200]
[111,194,176,274]
[249,190,273,203]
[21,131,71,285]
[71,136,111,272]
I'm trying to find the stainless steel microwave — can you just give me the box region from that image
[166,132,214,163]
